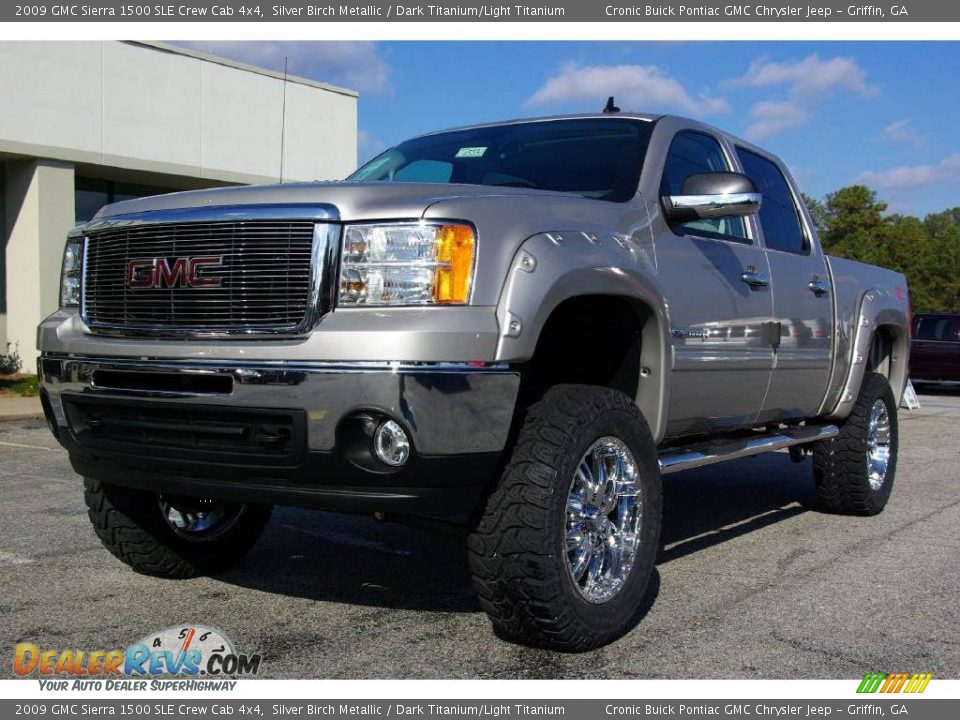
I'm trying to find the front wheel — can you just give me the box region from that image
[813,372,899,516]
[468,385,662,652]
[84,478,272,578]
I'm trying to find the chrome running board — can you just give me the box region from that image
[658,424,839,475]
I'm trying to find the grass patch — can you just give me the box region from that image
[0,374,39,397]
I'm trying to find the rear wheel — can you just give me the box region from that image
[468,384,662,652]
[84,478,271,578]
[813,372,898,516]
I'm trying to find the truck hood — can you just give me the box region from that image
[93,181,578,223]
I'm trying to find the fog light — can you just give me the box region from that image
[373,419,411,467]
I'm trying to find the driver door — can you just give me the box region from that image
[654,130,774,437]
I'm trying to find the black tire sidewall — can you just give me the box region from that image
[545,404,662,631]
[813,372,900,516]
[863,375,898,509]
[93,480,270,571]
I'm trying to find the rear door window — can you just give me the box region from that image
[736,148,808,255]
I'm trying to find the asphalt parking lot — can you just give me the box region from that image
[2,388,958,679]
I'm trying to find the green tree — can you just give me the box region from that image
[801,192,828,238]
[884,215,938,311]
[801,184,959,313]
[818,185,892,265]
[920,208,960,311]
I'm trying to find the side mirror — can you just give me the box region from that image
[663,172,761,224]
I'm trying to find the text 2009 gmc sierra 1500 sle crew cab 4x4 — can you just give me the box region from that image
[38,113,910,651]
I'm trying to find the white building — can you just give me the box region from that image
[0,41,358,372]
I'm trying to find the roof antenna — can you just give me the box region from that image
[603,96,620,114]
[279,56,288,183]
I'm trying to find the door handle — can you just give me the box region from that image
[740,270,770,288]
[808,278,831,296]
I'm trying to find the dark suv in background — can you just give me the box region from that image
[911,313,960,383]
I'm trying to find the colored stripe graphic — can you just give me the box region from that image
[857,673,886,693]
[906,673,933,693]
[857,672,932,693]
[887,673,910,692]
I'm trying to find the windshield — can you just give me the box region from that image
[348,118,653,202]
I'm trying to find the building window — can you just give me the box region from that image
[75,178,179,225]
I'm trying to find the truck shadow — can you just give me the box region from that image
[659,452,814,564]
[216,452,815,614]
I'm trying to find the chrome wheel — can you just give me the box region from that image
[158,495,244,542]
[565,436,642,604]
[866,399,892,491]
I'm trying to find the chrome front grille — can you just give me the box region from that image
[82,220,319,334]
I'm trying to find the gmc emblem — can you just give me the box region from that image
[126,257,224,289]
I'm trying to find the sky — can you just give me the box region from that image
[177,41,960,217]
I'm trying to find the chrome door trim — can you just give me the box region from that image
[808,278,832,296]
[667,192,762,220]
[740,270,770,288]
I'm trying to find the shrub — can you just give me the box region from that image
[0,343,23,375]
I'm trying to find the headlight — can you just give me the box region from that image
[60,238,83,308]
[338,222,476,305]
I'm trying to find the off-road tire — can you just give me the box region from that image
[467,384,662,652]
[84,478,272,578]
[813,372,898,516]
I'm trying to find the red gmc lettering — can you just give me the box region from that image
[125,259,156,288]
[187,257,223,287]
[156,258,188,288]
[125,257,223,289]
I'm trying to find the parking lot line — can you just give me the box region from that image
[0,440,59,452]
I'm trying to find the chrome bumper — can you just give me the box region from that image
[39,355,520,456]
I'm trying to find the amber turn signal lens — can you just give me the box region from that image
[433,224,476,304]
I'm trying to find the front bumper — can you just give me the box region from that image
[39,355,520,515]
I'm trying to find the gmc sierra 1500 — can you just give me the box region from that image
[38,113,910,651]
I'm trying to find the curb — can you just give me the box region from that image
[0,412,44,423]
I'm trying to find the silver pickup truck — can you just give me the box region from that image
[38,113,910,651]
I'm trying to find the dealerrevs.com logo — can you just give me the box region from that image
[14,624,262,691]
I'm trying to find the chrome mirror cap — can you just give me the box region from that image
[663,171,762,223]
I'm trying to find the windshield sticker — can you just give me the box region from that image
[456,146,487,158]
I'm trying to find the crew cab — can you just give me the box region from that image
[38,113,910,651]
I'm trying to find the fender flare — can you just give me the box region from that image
[826,288,910,420]
[494,231,672,443]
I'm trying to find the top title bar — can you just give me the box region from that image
[4,1,959,22]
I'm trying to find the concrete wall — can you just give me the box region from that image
[4,160,75,372]
[0,41,358,373]
[0,165,6,350]
[0,42,358,185]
